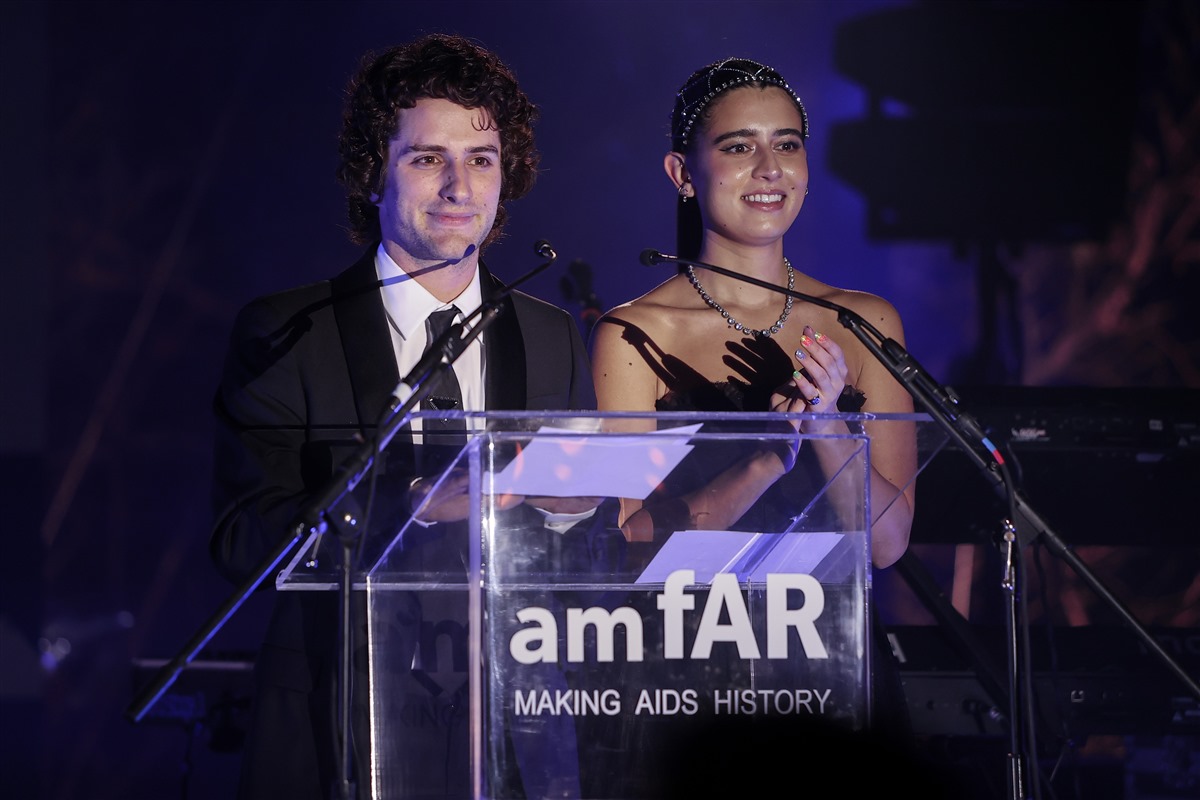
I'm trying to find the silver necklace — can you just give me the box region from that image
[686,258,794,339]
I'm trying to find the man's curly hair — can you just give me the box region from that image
[336,34,540,249]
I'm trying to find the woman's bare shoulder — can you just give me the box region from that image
[823,285,905,338]
[595,278,691,330]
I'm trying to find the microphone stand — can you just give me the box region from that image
[644,250,1200,800]
[126,241,562,800]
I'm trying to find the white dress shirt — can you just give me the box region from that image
[376,246,596,533]
[375,245,487,428]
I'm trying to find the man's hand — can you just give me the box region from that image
[523,496,604,515]
[406,469,524,523]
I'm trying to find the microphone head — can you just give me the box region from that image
[640,249,664,267]
[534,239,556,260]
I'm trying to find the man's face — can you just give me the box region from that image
[374,97,502,266]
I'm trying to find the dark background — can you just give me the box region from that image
[2,1,1197,798]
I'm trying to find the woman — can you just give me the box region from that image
[590,59,921,748]
[591,57,917,570]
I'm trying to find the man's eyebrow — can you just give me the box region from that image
[404,143,446,154]
[710,127,805,145]
[403,143,500,155]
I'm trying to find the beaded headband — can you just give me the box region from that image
[671,58,809,150]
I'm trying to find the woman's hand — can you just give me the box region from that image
[772,325,848,431]
[765,325,850,472]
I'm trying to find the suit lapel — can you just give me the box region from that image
[330,250,400,432]
[480,262,527,411]
[328,254,528,429]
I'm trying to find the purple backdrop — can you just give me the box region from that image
[2,1,1197,798]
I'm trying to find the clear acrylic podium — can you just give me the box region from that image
[278,410,944,799]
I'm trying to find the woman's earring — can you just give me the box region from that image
[678,181,690,203]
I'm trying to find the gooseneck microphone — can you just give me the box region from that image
[640,248,1000,462]
[126,237,565,730]
[297,237,564,527]
[382,239,561,425]
[643,255,1200,758]
[642,248,845,316]
[639,249,672,267]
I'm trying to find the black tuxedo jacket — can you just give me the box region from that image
[209,249,595,799]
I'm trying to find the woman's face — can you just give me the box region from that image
[685,85,809,250]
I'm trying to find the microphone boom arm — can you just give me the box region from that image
[125,239,562,726]
[643,249,986,452]
[644,247,1200,799]
[642,249,1200,697]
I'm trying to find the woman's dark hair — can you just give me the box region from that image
[669,58,808,261]
[336,33,539,249]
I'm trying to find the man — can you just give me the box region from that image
[209,34,595,799]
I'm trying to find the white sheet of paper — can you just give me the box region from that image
[635,530,845,584]
[488,424,702,500]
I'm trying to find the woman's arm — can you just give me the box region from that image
[785,297,917,568]
[591,309,795,541]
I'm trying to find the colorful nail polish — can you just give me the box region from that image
[815,331,828,344]
[792,369,803,379]
[794,349,806,360]
[800,334,814,348]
